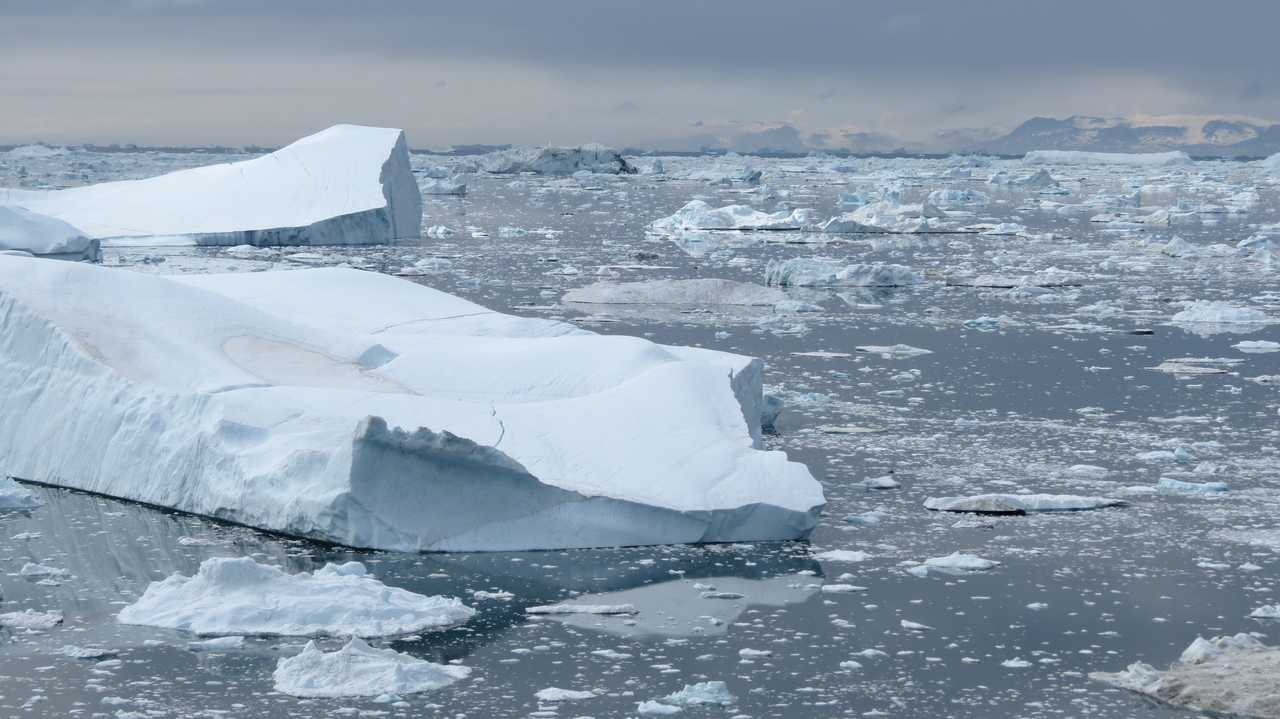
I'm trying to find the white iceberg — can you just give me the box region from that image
[483,144,636,175]
[563,278,785,306]
[0,477,41,510]
[0,125,422,247]
[1156,477,1228,494]
[1023,150,1192,166]
[0,609,63,629]
[0,206,100,261]
[1172,301,1269,325]
[420,176,466,196]
[765,258,920,287]
[650,200,814,233]
[535,687,596,702]
[924,494,1124,514]
[661,681,736,707]
[117,557,473,637]
[1091,634,1280,718]
[922,552,1000,573]
[1263,152,1280,174]
[816,200,953,234]
[0,257,823,551]
[926,189,990,208]
[273,638,470,697]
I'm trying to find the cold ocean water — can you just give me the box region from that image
[0,147,1277,717]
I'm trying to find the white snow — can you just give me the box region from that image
[764,258,920,287]
[650,200,814,233]
[1091,634,1280,718]
[0,206,100,261]
[1023,150,1192,166]
[116,557,474,637]
[483,144,635,175]
[0,125,422,246]
[273,638,470,697]
[0,258,823,551]
[563,278,785,306]
[924,494,1124,513]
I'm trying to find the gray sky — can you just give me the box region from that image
[3,0,1278,149]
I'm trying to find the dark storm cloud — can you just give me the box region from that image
[2,0,1278,146]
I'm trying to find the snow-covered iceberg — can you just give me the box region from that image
[117,558,474,637]
[650,200,815,233]
[483,144,636,175]
[0,206,100,261]
[0,257,823,551]
[1091,634,1280,718]
[924,494,1124,514]
[0,125,422,247]
[1023,150,1192,166]
[273,638,470,697]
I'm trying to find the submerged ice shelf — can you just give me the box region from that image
[0,257,823,551]
[0,124,421,247]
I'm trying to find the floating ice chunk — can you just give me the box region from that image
[927,189,990,208]
[1156,478,1228,495]
[1023,150,1191,166]
[482,144,636,175]
[924,494,1123,514]
[0,206,100,261]
[1090,634,1280,717]
[1172,301,1269,325]
[273,638,470,698]
[661,681,735,707]
[188,636,245,652]
[981,222,1028,236]
[923,552,1000,573]
[901,620,933,631]
[535,687,596,702]
[0,259,823,551]
[650,200,814,233]
[1250,605,1280,619]
[7,144,67,158]
[117,557,474,637]
[856,344,932,358]
[0,125,422,247]
[0,477,41,510]
[637,699,684,715]
[563,278,784,306]
[526,604,638,616]
[420,176,466,195]
[862,475,900,489]
[19,562,67,578]
[765,258,919,287]
[0,609,63,629]
[814,549,872,563]
[1001,658,1032,668]
[817,200,953,234]
[1235,340,1280,354]
[1264,152,1280,174]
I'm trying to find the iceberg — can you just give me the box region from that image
[1172,300,1269,324]
[1023,150,1192,166]
[420,176,466,196]
[118,558,473,637]
[1091,634,1280,718]
[273,638,470,697]
[0,125,422,247]
[924,494,1124,514]
[922,552,1000,573]
[0,476,41,510]
[563,278,785,306]
[926,189,990,208]
[0,206,100,261]
[0,257,822,551]
[1264,152,1280,174]
[765,258,920,287]
[650,200,815,233]
[816,200,953,234]
[483,144,636,175]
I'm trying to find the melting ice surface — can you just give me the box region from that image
[0,146,1277,717]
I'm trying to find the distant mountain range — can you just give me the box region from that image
[966,115,1280,158]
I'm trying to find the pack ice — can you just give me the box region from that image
[0,257,823,551]
[0,125,421,247]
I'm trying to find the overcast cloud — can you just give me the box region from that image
[3,0,1278,148]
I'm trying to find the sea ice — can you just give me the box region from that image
[0,477,41,510]
[0,125,421,247]
[273,638,470,697]
[535,687,596,702]
[0,609,63,630]
[0,206,100,261]
[764,258,920,287]
[924,494,1123,514]
[117,557,474,637]
[650,200,814,233]
[1023,150,1192,166]
[1156,477,1229,494]
[923,552,1000,573]
[1172,301,1269,325]
[0,258,823,551]
[563,278,785,306]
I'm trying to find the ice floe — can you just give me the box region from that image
[273,638,470,697]
[764,258,920,287]
[650,200,814,233]
[563,278,785,306]
[924,494,1124,514]
[117,557,474,637]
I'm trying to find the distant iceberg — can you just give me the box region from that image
[482,143,636,175]
[650,200,815,233]
[0,124,422,247]
[0,257,823,551]
[1023,150,1192,166]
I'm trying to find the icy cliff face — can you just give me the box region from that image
[0,206,100,261]
[0,125,422,247]
[0,258,823,551]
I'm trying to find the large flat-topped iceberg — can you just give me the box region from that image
[0,125,422,247]
[0,258,823,551]
[1022,150,1192,166]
